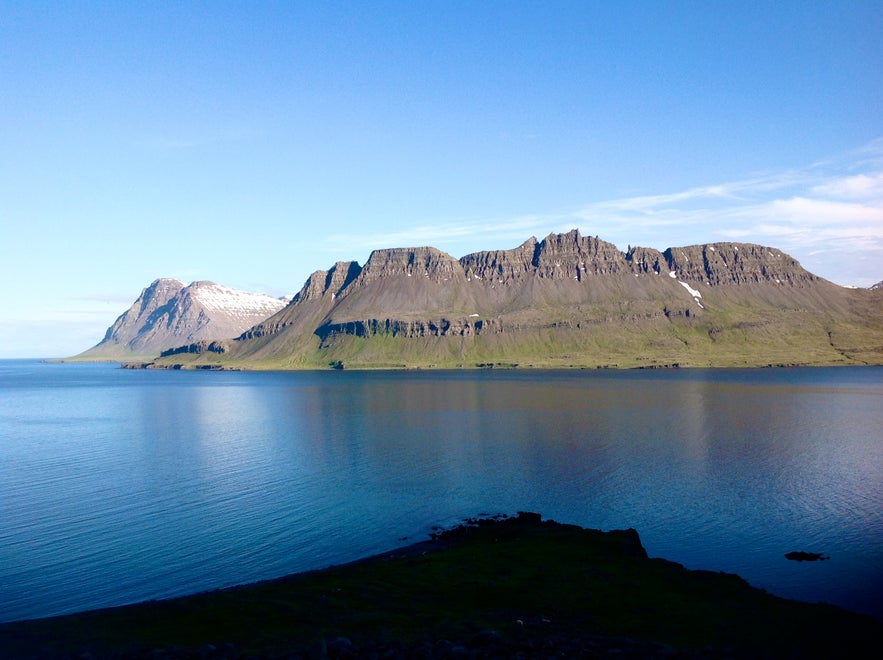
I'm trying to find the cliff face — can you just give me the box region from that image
[74,280,288,359]
[460,238,539,282]
[534,231,629,279]
[294,261,362,303]
[138,229,883,369]
[625,246,667,275]
[663,243,818,286]
[459,232,631,283]
[357,247,463,283]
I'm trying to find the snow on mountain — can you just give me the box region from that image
[72,279,289,360]
[189,281,288,321]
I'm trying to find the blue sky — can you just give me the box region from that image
[1,1,881,358]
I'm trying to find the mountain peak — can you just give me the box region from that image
[74,279,287,360]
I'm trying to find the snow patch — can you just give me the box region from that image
[678,281,702,298]
[192,283,287,319]
[668,271,677,279]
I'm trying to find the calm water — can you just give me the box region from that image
[1,361,881,623]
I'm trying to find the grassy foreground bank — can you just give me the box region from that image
[2,513,879,658]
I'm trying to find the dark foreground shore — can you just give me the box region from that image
[2,513,879,658]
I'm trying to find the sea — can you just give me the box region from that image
[1,360,881,623]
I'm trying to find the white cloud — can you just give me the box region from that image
[586,172,813,215]
[568,148,883,285]
[810,173,883,200]
[768,197,883,224]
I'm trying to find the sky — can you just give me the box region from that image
[1,1,881,358]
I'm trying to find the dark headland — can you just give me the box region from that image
[1,513,879,658]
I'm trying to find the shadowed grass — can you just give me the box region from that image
[1,513,879,658]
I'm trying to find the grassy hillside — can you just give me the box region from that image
[139,291,883,370]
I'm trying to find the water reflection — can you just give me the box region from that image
[1,365,881,622]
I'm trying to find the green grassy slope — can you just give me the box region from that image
[141,286,883,370]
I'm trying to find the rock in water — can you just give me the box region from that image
[785,551,830,562]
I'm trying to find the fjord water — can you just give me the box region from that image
[1,362,881,623]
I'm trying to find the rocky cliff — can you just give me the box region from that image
[135,230,883,369]
[74,279,288,360]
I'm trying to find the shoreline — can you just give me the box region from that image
[126,359,882,370]
[2,513,880,658]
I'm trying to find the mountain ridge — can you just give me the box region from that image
[133,229,883,370]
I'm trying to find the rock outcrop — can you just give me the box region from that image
[295,261,361,303]
[663,243,818,286]
[460,237,539,282]
[533,231,629,279]
[357,247,463,283]
[625,246,667,275]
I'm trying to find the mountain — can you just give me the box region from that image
[73,279,289,360]
[138,230,883,369]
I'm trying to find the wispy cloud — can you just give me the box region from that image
[323,139,883,286]
[133,127,255,151]
[810,172,883,200]
[573,147,883,284]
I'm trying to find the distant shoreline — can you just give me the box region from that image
[119,359,882,371]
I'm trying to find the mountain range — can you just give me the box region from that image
[100,229,883,370]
